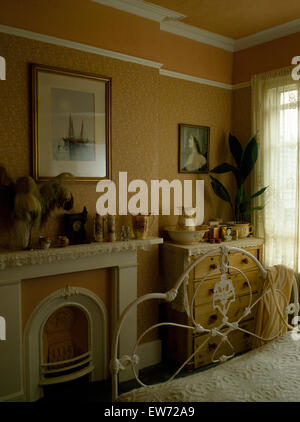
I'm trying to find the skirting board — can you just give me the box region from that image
[0,339,162,401]
[137,339,162,371]
[118,338,162,383]
[0,390,24,402]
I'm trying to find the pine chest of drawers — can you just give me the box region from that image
[162,238,264,370]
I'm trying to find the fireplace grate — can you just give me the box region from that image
[40,351,94,386]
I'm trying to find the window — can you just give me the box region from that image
[252,69,300,271]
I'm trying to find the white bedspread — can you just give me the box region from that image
[118,331,300,402]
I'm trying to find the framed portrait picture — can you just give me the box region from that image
[178,124,210,173]
[32,64,111,182]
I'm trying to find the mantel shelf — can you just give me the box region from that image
[0,237,163,271]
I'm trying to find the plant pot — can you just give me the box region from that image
[227,222,253,239]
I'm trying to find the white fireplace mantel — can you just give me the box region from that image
[0,237,163,402]
[0,237,163,276]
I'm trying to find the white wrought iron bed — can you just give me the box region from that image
[111,246,300,402]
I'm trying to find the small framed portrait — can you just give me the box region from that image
[178,124,210,173]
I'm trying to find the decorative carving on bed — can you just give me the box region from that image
[111,246,299,401]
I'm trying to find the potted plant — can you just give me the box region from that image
[209,133,267,237]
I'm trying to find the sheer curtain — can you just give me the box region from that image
[252,67,300,272]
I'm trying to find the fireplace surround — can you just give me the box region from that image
[25,285,108,398]
[0,237,162,401]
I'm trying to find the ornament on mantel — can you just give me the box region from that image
[94,214,104,242]
[0,166,74,250]
[64,206,88,245]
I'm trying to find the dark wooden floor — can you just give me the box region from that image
[37,361,180,403]
[37,358,218,403]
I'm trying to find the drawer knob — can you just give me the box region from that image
[210,264,217,270]
[242,258,249,264]
[208,343,217,351]
[242,281,248,289]
[208,288,214,295]
[209,314,218,323]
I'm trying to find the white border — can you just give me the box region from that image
[161,20,235,52]
[0,24,251,90]
[161,17,300,53]
[0,24,163,69]
[159,68,233,90]
[1,2,299,58]
[92,0,185,22]
[232,81,251,90]
[235,18,300,51]
[92,0,300,52]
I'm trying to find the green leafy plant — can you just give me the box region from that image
[210,133,267,222]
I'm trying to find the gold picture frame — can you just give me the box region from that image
[178,123,210,174]
[32,64,111,182]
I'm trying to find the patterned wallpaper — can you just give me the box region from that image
[231,86,252,143]
[0,31,234,340]
[158,75,234,232]
[231,86,252,197]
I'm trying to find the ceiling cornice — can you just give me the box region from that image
[235,18,300,51]
[91,0,185,22]
[160,19,235,52]
[92,0,300,52]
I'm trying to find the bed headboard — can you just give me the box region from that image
[110,245,300,401]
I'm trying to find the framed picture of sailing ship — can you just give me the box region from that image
[32,64,111,181]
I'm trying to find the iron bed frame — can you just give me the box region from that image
[110,245,300,401]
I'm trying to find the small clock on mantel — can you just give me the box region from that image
[64,206,88,245]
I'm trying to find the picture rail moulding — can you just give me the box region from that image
[0,24,250,90]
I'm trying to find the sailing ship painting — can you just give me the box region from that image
[62,114,94,161]
[52,87,96,162]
